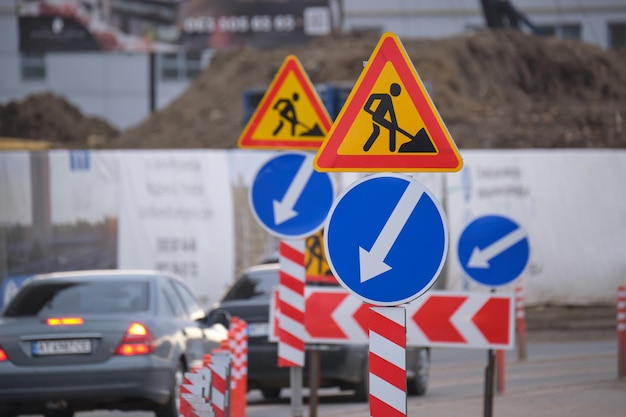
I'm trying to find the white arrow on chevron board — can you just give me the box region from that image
[405,291,514,349]
[332,292,369,344]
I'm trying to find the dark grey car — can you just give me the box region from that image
[0,270,227,417]
[207,263,430,402]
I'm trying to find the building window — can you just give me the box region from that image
[158,50,206,81]
[609,23,626,49]
[21,53,46,81]
[536,23,581,40]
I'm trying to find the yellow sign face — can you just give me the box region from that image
[336,61,432,156]
[314,32,463,172]
[305,230,337,284]
[238,55,332,150]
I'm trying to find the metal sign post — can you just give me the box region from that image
[457,215,531,417]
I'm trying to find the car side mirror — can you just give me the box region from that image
[205,309,231,329]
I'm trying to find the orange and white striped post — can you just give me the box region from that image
[515,279,527,361]
[278,240,306,367]
[617,285,626,379]
[228,317,248,417]
[495,350,506,394]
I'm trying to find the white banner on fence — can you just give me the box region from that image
[446,149,626,305]
[0,152,32,225]
[3,149,626,307]
[117,151,235,307]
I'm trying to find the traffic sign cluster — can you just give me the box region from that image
[238,31,530,417]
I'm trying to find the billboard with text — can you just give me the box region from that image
[18,0,335,52]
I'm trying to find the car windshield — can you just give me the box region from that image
[3,280,149,317]
[221,268,278,302]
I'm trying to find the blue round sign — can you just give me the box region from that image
[250,151,335,240]
[324,173,448,306]
[458,215,529,287]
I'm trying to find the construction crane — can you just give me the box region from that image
[480,0,545,35]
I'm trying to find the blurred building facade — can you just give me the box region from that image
[0,0,625,131]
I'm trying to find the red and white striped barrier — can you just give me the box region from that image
[182,371,210,401]
[278,239,306,367]
[178,317,250,417]
[618,285,626,379]
[209,350,231,417]
[369,306,406,417]
[229,317,248,417]
[180,393,214,417]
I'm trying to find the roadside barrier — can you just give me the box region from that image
[228,317,248,417]
[618,285,626,379]
[179,317,248,417]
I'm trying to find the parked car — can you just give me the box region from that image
[206,262,430,401]
[0,270,227,417]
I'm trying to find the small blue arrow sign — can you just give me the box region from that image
[324,173,448,306]
[458,215,529,287]
[250,151,335,240]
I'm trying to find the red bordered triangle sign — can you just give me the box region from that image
[238,55,332,150]
[314,32,463,172]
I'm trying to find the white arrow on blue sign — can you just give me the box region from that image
[324,173,449,306]
[249,151,335,240]
[458,214,530,287]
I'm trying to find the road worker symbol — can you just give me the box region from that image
[313,32,463,172]
[363,83,435,153]
[272,92,324,137]
[238,55,332,150]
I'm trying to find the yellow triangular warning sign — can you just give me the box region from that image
[238,55,332,150]
[314,32,463,172]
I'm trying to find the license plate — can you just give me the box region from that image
[248,322,269,337]
[33,339,92,356]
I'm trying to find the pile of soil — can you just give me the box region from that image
[2,29,625,149]
[0,92,119,148]
[113,29,626,149]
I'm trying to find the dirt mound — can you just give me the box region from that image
[112,29,626,149]
[2,30,624,150]
[0,92,119,148]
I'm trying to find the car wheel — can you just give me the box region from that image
[352,377,369,402]
[155,360,185,417]
[260,387,282,400]
[407,348,430,396]
[352,358,369,402]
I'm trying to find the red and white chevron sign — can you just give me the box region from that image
[305,287,369,344]
[270,288,514,349]
[406,291,515,349]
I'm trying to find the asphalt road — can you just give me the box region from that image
[240,334,626,417]
[74,335,624,417]
[70,306,624,417]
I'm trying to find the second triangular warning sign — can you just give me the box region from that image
[238,55,332,150]
[314,32,463,172]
